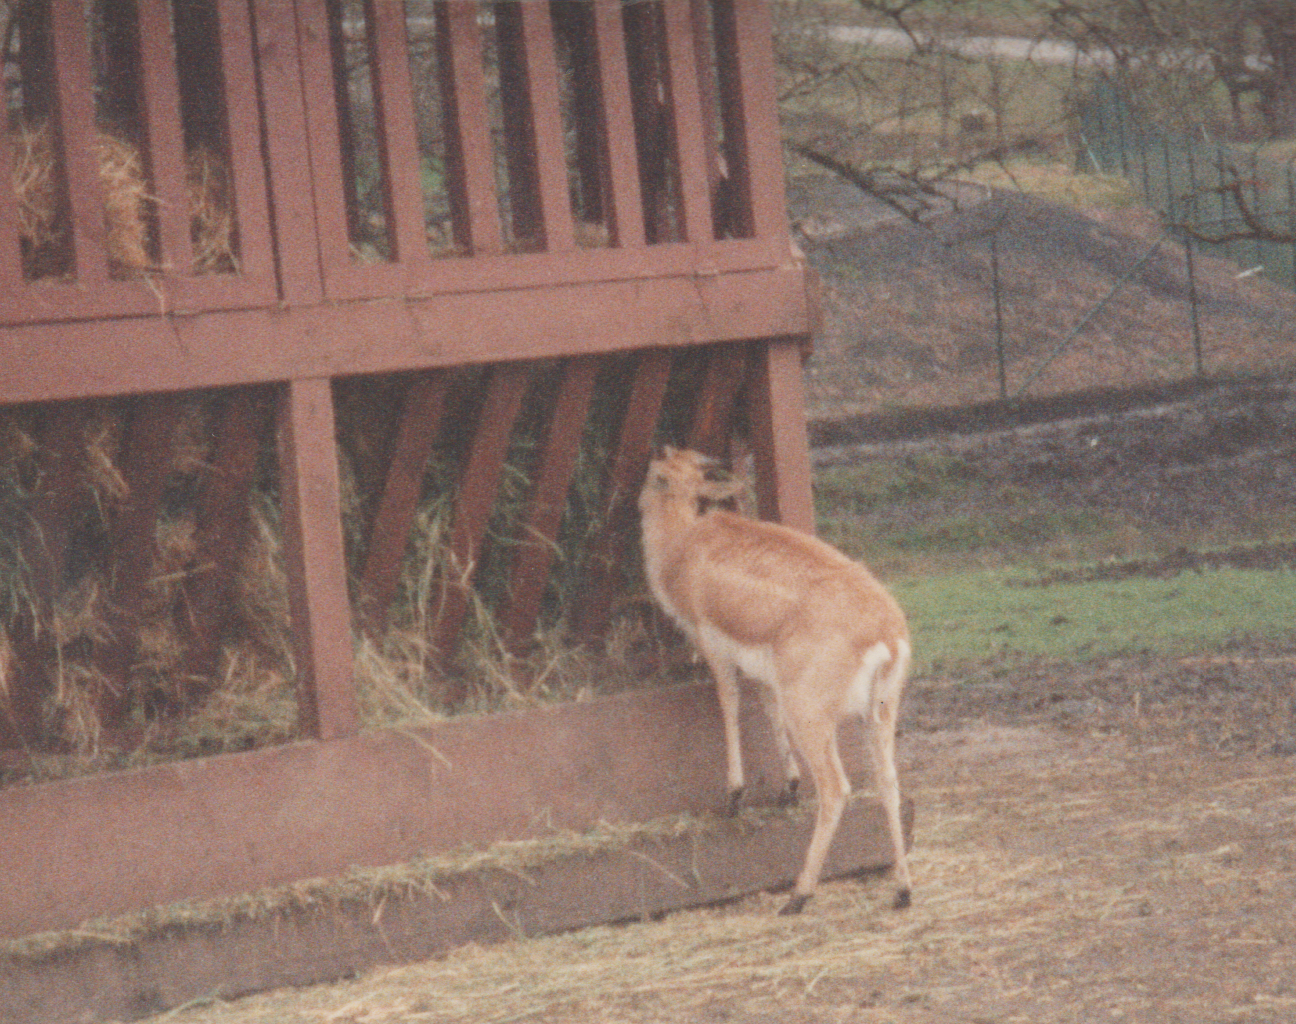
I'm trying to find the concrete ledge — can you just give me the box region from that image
[0,798,913,1024]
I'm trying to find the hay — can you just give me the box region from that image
[9,121,236,279]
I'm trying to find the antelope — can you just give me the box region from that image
[639,446,912,915]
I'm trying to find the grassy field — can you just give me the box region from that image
[813,448,1296,675]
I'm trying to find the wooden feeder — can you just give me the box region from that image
[0,6,889,1013]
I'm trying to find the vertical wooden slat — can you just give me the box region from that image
[293,0,355,271]
[135,2,195,274]
[47,0,110,283]
[357,373,450,633]
[497,355,600,652]
[367,0,433,266]
[252,0,324,303]
[277,378,358,740]
[689,0,725,222]
[724,0,782,239]
[571,348,673,640]
[520,1,575,252]
[432,362,533,669]
[750,338,815,533]
[214,0,277,281]
[437,1,503,256]
[94,394,188,728]
[592,0,645,247]
[179,389,272,696]
[686,342,749,456]
[661,0,715,245]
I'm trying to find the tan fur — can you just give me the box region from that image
[639,446,912,914]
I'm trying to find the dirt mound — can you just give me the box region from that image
[788,176,1296,418]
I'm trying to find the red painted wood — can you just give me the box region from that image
[497,355,600,652]
[0,677,887,939]
[214,0,278,284]
[686,342,751,456]
[432,362,533,668]
[277,378,358,740]
[47,1,109,284]
[701,0,755,238]
[357,372,450,633]
[571,347,674,640]
[135,2,194,274]
[750,337,815,533]
[179,388,273,696]
[1,264,812,404]
[368,0,433,267]
[251,0,325,305]
[437,1,503,256]
[520,1,576,253]
[662,0,714,246]
[94,394,188,728]
[592,0,646,247]
[294,0,356,275]
[727,0,785,240]
[3,796,911,1024]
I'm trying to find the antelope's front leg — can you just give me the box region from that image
[708,657,746,816]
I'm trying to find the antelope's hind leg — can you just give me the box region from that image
[779,708,850,915]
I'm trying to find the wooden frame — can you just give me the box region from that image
[0,0,823,947]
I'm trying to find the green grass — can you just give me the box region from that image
[894,564,1296,674]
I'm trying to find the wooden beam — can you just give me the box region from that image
[277,378,357,740]
[437,0,503,256]
[497,355,600,653]
[686,342,751,457]
[94,393,188,729]
[2,796,911,1024]
[432,362,532,671]
[0,264,814,404]
[178,388,273,697]
[571,348,673,640]
[0,677,896,939]
[367,0,433,268]
[356,372,449,633]
[749,337,815,533]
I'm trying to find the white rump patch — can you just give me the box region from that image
[845,641,895,717]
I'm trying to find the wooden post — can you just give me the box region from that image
[750,337,815,533]
[277,378,357,740]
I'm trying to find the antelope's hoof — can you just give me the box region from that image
[726,786,745,817]
[778,779,800,808]
[893,887,912,911]
[779,893,812,916]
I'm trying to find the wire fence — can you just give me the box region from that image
[1077,81,1296,293]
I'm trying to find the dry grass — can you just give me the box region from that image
[9,121,236,279]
